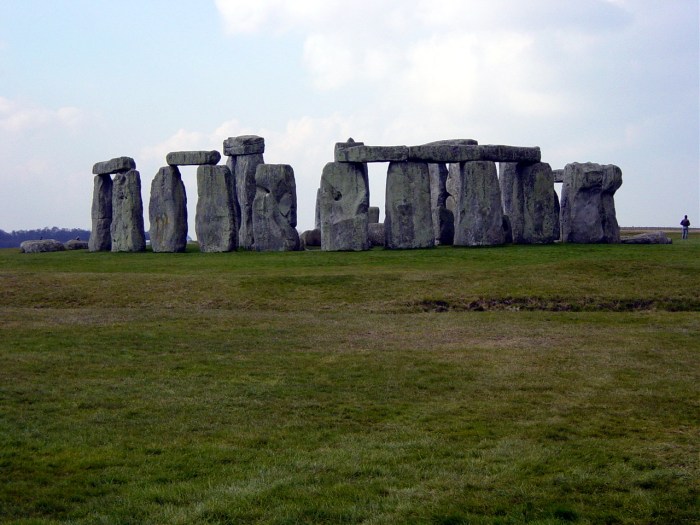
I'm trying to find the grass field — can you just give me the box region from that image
[1,233,698,524]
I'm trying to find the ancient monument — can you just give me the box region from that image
[252,164,300,251]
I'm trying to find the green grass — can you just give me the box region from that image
[1,235,698,524]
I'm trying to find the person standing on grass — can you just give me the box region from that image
[680,215,690,239]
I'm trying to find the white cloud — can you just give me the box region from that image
[0,96,84,133]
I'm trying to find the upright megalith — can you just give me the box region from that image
[195,165,238,252]
[149,166,188,252]
[453,161,506,246]
[319,162,370,251]
[89,174,113,251]
[368,206,380,224]
[252,164,300,251]
[560,162,622,243]
[385,162,434,249]
[111,170,146,252]
[499,162,559,244]
[223,136,265,250]
[429,163,454,245]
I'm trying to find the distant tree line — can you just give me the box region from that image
[0,227,91,248]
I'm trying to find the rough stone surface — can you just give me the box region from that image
[368,206,380,223]
[20,239,66,253]
[315,188,322,230]
[621,231,672,244]
[319,162,370,251]
[195,165,238,252]
[252,164,300,251]
[502,215,513,244]
[92,157,136,175]
[64,239,89,250]
[453,161,506,246]
[479,145,540,163]
[552,169,564,183]
[149,166,188,252]
[166,150,221,166]
[385,161,434,249]
[89,174,113,252]
[300,228,321,248]
[111,170,146,252]
[227,153,264,249]
[368,223,385,247]
[334,138,365,158]
[560,162,622,243]
[223,135,265,156]
[429,163,454,244]
[501,162,560,244]
[445,164,460,214]
[335,145,409,163]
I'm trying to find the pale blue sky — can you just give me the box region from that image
[1,0,698,234]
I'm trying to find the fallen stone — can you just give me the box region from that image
[300,228,321,248]
[621,231,672,244]
[149,166,188,252]
[223,135,265,156]
[368,206,380,224]
[319,162,370,251]
[111,170,146,252]
[368,223,385,247]
[227,153,264,250]
[195,165,238,252]
[560,162,622,243]
[335,145,409,163]
[166,150,221,166]
[20,239,65,253]
[385,161,434,249]
[92,156,136,175]
[89,174,112,252]
[252,164,300,251]
[453,161,506,246]
[64,239,89,250]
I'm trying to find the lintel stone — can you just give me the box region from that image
[335,145,409,163]
[166,150,221,166]
[92,156,136,175]
[223,135,265,156]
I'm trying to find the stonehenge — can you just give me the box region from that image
[86,136,624,254]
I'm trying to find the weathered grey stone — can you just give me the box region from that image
[319,162,370,251]
[429,163,454,244]
[560,162,622,243]
[501,162,560,244]
[334,138,364,158]
[166,150,221,166]
[453,161,506,246]
[445,163,460,214]
[89,174,112,252]
[552,169,564,183]
[20,239,65,253]
[223,135,265,156]
[479,145,541,163]
[227,153,264,249]
[368,223,385,247]
[368,206,380,224]
[502,215,513,244]
[92,157,136,175]
[315,188,322,230]
[409,140,478,163]
[385,161,434,249]
[300,228,321,249]
[149,166,188,253]
[252,164,300,251]
[64,239,88,250]
[335,145,409,163]
[195,165,238,252]
[423,139,479,147]
[111,170,146,252]
[621,231,672,244]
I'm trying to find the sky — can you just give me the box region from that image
[0,0,698,235]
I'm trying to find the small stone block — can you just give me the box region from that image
[92,156,136,175]
[223,135,265,156]
[335,145,409,163]
[552,169,564,183]
[166,150,221,166]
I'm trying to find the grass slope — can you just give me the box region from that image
[1,235,698,524]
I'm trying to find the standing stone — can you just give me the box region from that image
[226,152,264,250]
[385,162,434,249]
[315,188,322,229]
[560,162,622,243]
[252,164,300,251]
[368,206,380,224]
[89,174,113,252]
[195,165,238,252]
[111,170,146,252]
[149,166,188,252]
[500,162,560,244]
[453,161,506,246]
[429,163,454,245]
[319,162,370,251]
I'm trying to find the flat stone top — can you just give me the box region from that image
[93,156,136,175]
[223,135,265,156]
[335,143,540,164]
[166,150,221,166]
